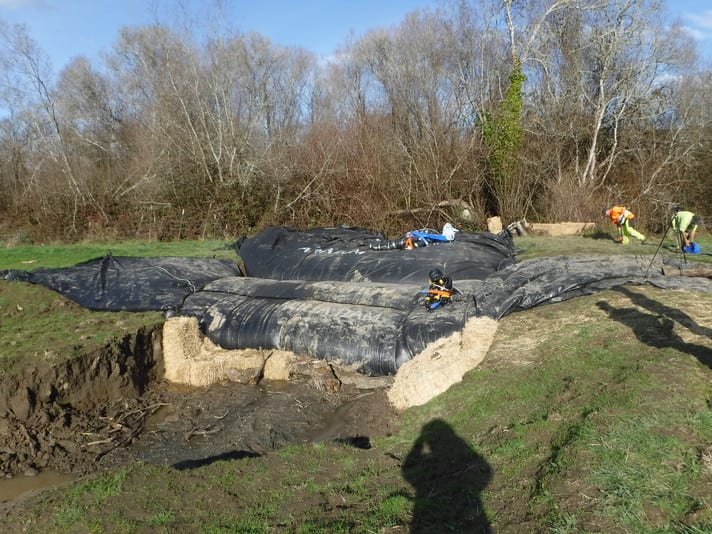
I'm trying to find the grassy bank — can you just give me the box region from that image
[0,239,236,376]
[1,234,711,532]
[0,238,237,270]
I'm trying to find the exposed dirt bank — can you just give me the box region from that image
[0,327,161,478]
[0,326,399,491]
[1,309,499,512]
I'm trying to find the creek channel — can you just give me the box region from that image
[0,326,397,512]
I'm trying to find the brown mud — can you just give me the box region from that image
[0,326,398,508]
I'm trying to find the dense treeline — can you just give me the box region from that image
[1,0,710,243]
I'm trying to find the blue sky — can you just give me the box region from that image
[1,0,711,72]
[0,0,438,70]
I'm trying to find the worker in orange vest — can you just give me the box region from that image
[602,206,646,244]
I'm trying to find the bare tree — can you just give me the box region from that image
[342,8,490,228]
[0,18,97,233]
[520,0,698,219]
[1,1,710,239]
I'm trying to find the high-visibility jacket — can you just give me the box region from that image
[672,211,697,232]
[606,206,634,226]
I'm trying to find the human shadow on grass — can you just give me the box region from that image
[584,229,617,241]
[613,286,712,339]
[402,418,492,533]
[596,298,712,369]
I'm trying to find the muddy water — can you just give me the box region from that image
[303,390,381,443]
[0,375,396,510]
[124,380,347,467]
[0,471,75,513]
[0,379,332,506]
[98,375,395,472]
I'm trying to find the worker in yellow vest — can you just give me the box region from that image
[671,207,701,250]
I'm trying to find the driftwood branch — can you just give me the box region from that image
[662,264,712,278]
[184,424,222,441]
[83,403,170,460]
[387,199,471,217]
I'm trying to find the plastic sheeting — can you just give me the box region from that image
[170,255,712,374]
[235,225,516,283]
[180,278,475,375]
[5,228,712,376]
[4,254,242,312]
[472,254,712,319]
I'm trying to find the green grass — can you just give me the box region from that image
[0,281,164,375]
[0,238,237,270]
[1,235,711,532]
[51,468,130,531]
[516,230,712,263]
[0,238,239,375]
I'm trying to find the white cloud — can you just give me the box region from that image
[685,9,712,31]
[681,26,707,41]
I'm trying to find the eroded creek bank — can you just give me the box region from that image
[0,324,399,495]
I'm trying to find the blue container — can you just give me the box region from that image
[683,242,701,254]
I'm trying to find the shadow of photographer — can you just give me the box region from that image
[403,418,492,533]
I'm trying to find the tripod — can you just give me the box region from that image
[676,230,688,266]
[645,226,669,276]
[646,224,688,277]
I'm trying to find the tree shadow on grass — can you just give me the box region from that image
[403,418,492,533]
[172,449,260,470]
[596,292,712,369]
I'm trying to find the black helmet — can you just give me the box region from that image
[428,269,444,282]
[672,206,681,213]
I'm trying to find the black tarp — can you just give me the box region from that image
[472,254,712,319]
[4,254,242,312]
[180,278,474,375]
[164,255,712,374]
[5,228,712,376]
[235,225,516,283]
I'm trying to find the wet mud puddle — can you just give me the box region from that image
[0,376,395,508]
[0,471,75,514]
